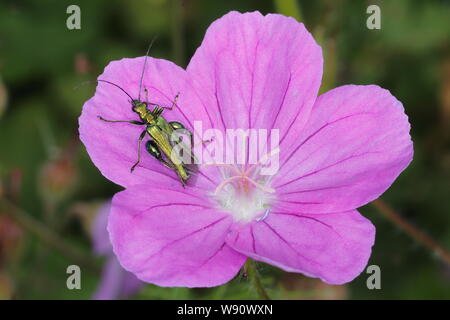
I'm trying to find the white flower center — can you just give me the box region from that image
[208,164,275,223]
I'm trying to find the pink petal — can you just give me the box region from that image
[227,210,375,284]
[108,185,246,287]
[92,201,113,256]
[273,85,413,213]
[187,11,323,152]
[92,257,143,300]
[79,57,215,188]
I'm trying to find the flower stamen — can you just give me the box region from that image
[213,169,275,195]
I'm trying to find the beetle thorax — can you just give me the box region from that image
[133,102,155,123]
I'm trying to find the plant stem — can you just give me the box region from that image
[0,198,100,273]
[244,259,271,300]
[371,199,450,266]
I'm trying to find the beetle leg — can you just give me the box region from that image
[156,157,176,170]
[98,116,144,125]
[169,92,180,110]
[159,92,180,110]
[145,140,171,169]
[130,130,147,172]
[146,139,187,187]
[145,88,149,103]
[186,130,213,164]
[169,121,185,130]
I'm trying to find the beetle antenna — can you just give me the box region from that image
[97,80,135,101]
[75,79,134,101]
[138,36,157,101]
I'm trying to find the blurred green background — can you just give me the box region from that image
[0,0,450,299]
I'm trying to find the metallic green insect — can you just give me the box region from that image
[95,45,195,186]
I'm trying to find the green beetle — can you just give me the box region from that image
[95,45,194,186]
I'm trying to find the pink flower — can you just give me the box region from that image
[79,11,413,287]
[91,202,143,299]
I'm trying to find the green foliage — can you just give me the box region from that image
[0,0,449,299]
